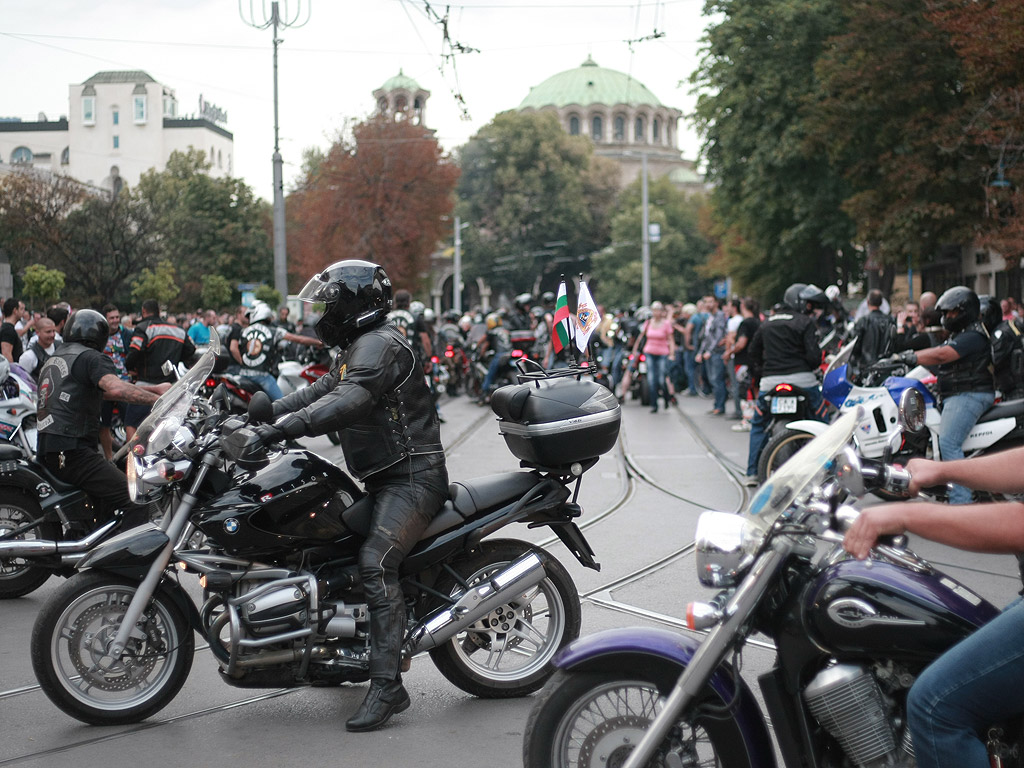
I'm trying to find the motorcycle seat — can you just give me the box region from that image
[0,442,23,461]
[976,398,1024,424]
[449,472,542,517]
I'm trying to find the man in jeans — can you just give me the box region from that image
[697,296,728,415]
[892,286,994,504]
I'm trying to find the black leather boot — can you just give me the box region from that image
[345,678,411,732]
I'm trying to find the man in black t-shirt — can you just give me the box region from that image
[1,297,28,364]
[37,310,167,526]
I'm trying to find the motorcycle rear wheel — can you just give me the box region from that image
[757,428,815,484]
[428,539,581,698]
[0,491,57,599]
[523,662,754,768]
[31,572,194,725]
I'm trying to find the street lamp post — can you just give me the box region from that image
[453,216,468,314]
[641,152,651,307]
[240,0,310,302]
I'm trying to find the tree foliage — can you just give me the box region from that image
[592,178,715,308]
[456,111,620,297]
[287,117,460,293]
[21,264,65,308]
[135,149,273,309]
[254,284,282,308]
[131,260,180,306]
[200,274,233,311]
[692,0,858,301]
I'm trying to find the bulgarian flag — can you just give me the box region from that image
[552,279,571,353]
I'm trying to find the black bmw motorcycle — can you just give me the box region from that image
[30,346,620,725]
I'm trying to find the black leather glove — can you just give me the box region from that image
[896,350,918,366]
[251,423,285,447]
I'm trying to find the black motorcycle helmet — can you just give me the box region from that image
[297,260,392,347]
[783,283,809,312]
[798,283,829,311]
[65,309,109,351]
[978,294,1001,333]
[935,286,980,334]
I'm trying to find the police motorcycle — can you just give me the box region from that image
[524,404,1024,768]
[0,358,39,458]
[30,350,620,725]
[760,339,1024,493]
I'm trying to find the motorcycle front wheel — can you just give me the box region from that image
[428,539,581,698]
[0,491,57,599]
[524,662,754,768]
[31,572,194,725]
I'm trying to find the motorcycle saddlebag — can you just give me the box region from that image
[490,378,620,469]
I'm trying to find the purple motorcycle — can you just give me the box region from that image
[524,408,1022,768]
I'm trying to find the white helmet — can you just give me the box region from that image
[247,300,274,325]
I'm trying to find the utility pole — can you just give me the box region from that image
[240,0,311,302]
[453,216,468,314]
[641,152,651,307]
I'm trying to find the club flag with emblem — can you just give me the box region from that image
[574,280,598,354]
[552,280,570,353]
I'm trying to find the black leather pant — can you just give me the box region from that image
[359,457,448,680]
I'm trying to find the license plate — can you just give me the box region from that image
[770,397,797,414]
[638,362,647,374]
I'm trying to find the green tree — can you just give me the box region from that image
[254,284,282,309]
[456,111,620,296]
[201,274,233,310]
[20,264,66,309]
[135,149,272,308]
[692,0,858,300]
[132,261,180,306]
[592,178,715,307]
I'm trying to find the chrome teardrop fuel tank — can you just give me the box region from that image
[192,449,364,557]
[805,557,1001,662]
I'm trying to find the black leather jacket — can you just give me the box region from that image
[937,322,994,397]
[748,312,821,379]
[270,321,443,480]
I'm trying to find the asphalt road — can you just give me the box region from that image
[0,387,1018,768]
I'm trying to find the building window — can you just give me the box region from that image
[10,146,33,165]
[83,96,95,125]
[162,95,177,118]
[218,149,223,169]
[112,109,119,125]
[113,136,119,149]
[60,146,69,165]
[591,115,603,142]
[569,115,580,135]
[133,95,147,123]
[653,119,660,142]
[635,116,645,142]
[613,115,625,141]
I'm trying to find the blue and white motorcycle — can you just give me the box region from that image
[757,340,1024,495]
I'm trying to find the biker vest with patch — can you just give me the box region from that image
[937,323,994,397]
[239,322,279,375]
[28,340,52,380]
[36,342,102,441]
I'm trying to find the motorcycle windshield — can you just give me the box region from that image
[823,339,856,380]
[744,408,860,534]
[128,334,220,456]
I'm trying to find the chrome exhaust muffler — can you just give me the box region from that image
[0,518,118,560]
[406,550,547,654]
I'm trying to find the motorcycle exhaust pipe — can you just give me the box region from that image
[405,551,547,655]
[0,518,118,560]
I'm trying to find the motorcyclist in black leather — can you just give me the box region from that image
[250,260,448,732]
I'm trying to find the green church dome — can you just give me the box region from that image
[378,70,423,92]
[518,57,664,110]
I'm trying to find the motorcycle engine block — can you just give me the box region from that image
[803,663,914,768]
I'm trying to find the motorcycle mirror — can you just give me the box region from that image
[834,445,865,497]
[247,391,274,424]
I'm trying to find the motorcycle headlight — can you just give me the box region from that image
[126,455,146,503]
[898,387,926,433]
[694,511,763,588]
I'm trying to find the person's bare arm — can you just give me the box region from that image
[230,338,243,365]
[913,345,960,366]
[1,342,13,363]
[844,500,1024,560]
[98,374,163,405]
[904,450,1024,497]
[283,331,322,347]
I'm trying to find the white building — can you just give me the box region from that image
[0,70,232,194]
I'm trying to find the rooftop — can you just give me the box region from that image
[519,57,665,110]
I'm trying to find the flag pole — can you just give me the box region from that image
[565,274,580,367]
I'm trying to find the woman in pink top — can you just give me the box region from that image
[632,301,676,413]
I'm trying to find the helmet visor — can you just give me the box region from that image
[297,271,340,304]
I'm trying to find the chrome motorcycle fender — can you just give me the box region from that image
[805,558,999,662]
[76,522,170,577]
[554,626,776,767]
